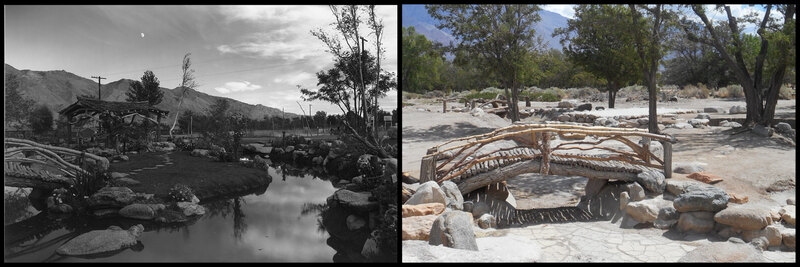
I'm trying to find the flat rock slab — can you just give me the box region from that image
[403,236,542,262]
[678,242,765,262]
[327,189,379,213]
[56,225,144,256]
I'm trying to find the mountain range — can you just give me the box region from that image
[402,5,570,51]
[4,63,297,125]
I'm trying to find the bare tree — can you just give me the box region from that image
[169,53,199,139]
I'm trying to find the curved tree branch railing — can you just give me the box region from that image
[4,138,109,188]
[419,124,676,193]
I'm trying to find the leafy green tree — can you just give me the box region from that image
[29,105,53,135]
[629,4,675,133]
[683,4,795,127]
[428,4,544,122]
[126,70,163,106]
[555,5,642,108]
[401,26,445,93]
[4,73,35,133]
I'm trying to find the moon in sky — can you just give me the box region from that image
[141,33,145,38]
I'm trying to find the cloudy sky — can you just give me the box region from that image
[542,4,782,34]
[4,5,398,115]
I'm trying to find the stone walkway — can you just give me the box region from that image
[472,220,795,262]
[126,152,173,177]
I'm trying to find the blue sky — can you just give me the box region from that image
[4,5,398,115]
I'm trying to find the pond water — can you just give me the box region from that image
[4,165,341,262]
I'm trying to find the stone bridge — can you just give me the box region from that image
[419,123,677,227]
[4,138,109,190]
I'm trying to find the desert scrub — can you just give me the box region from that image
[779,85,795,99]
[464,91,498,100]
[716,85,744,98]
[401,91,423,100]
[678,83,710,99]
[529,91,561,102]
[168,184,196,202]
[563,87,601,100]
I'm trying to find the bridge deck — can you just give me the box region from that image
[4,161,74,189]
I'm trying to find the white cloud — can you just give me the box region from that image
[273,71,315,86]
[214,81,262,94]
[542,5,576,19]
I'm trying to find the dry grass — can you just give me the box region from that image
[678,83,711,99]
[716,85,745,98]
[779,85,795,100]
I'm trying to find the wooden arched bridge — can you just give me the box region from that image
[419,123,676,227]
[420,123,676,195]
[4,138,109,190]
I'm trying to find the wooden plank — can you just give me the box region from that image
[663,141,672,178]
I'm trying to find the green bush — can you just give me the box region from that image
[168,184,196,202]
[531,92,561,102]
[464,91,499,100]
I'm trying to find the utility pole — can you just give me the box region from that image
[91,76,106,100]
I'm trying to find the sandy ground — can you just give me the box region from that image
[402,97,796,262]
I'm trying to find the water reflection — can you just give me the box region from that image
[4,164,339,262]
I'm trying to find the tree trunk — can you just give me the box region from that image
[510,87,520,122]
[647,76,658,133]
[608,82,617,109]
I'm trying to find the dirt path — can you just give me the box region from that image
[402,97,796,262]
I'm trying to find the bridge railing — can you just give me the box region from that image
[4,138,109,180]
[420,124,676,184]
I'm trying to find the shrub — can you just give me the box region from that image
[716,84,744,98]
[779,85,795,100]
[401,91,423,100]
[677,84,710,99]
[168,184,195,202]
[464,91,498,100]
[67,164,109,207]
[529,91,561,102]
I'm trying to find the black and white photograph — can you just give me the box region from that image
[4,5,398,262]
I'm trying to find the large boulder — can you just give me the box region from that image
[477,214,497,229]
[626,196,673,223]
[88,187,137,208]
[402,215,438,240]
[678,242,765,262]
[328,189,379,213]
[714,205,772,231]
[677,211,716,233]
[703,107,725,113]
[626,182,646,201]
[119,203,165,220]
[775,122,793,133]
[429,211,479,251]
[404,181,447,206]
[665,180,704,196]
[782,228,796,250]
[673,162,705,174]
[440,181,464,210]
[177,202,206,216]
[753,124,773,137]
[741,225,782,247]
[729,105,747,114]
[688,119,710,128]
[654,206,680,229]
[56,225,144,256]
[558,100,579,109]
[632,170,666,194]
[779,205,795,226]
[673,184,729,212]
[576,103,592,111]
[402,203,446,217]
[346,214,367,231]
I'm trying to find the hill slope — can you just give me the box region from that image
[4,64,297,124]
[402,5,569,51]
